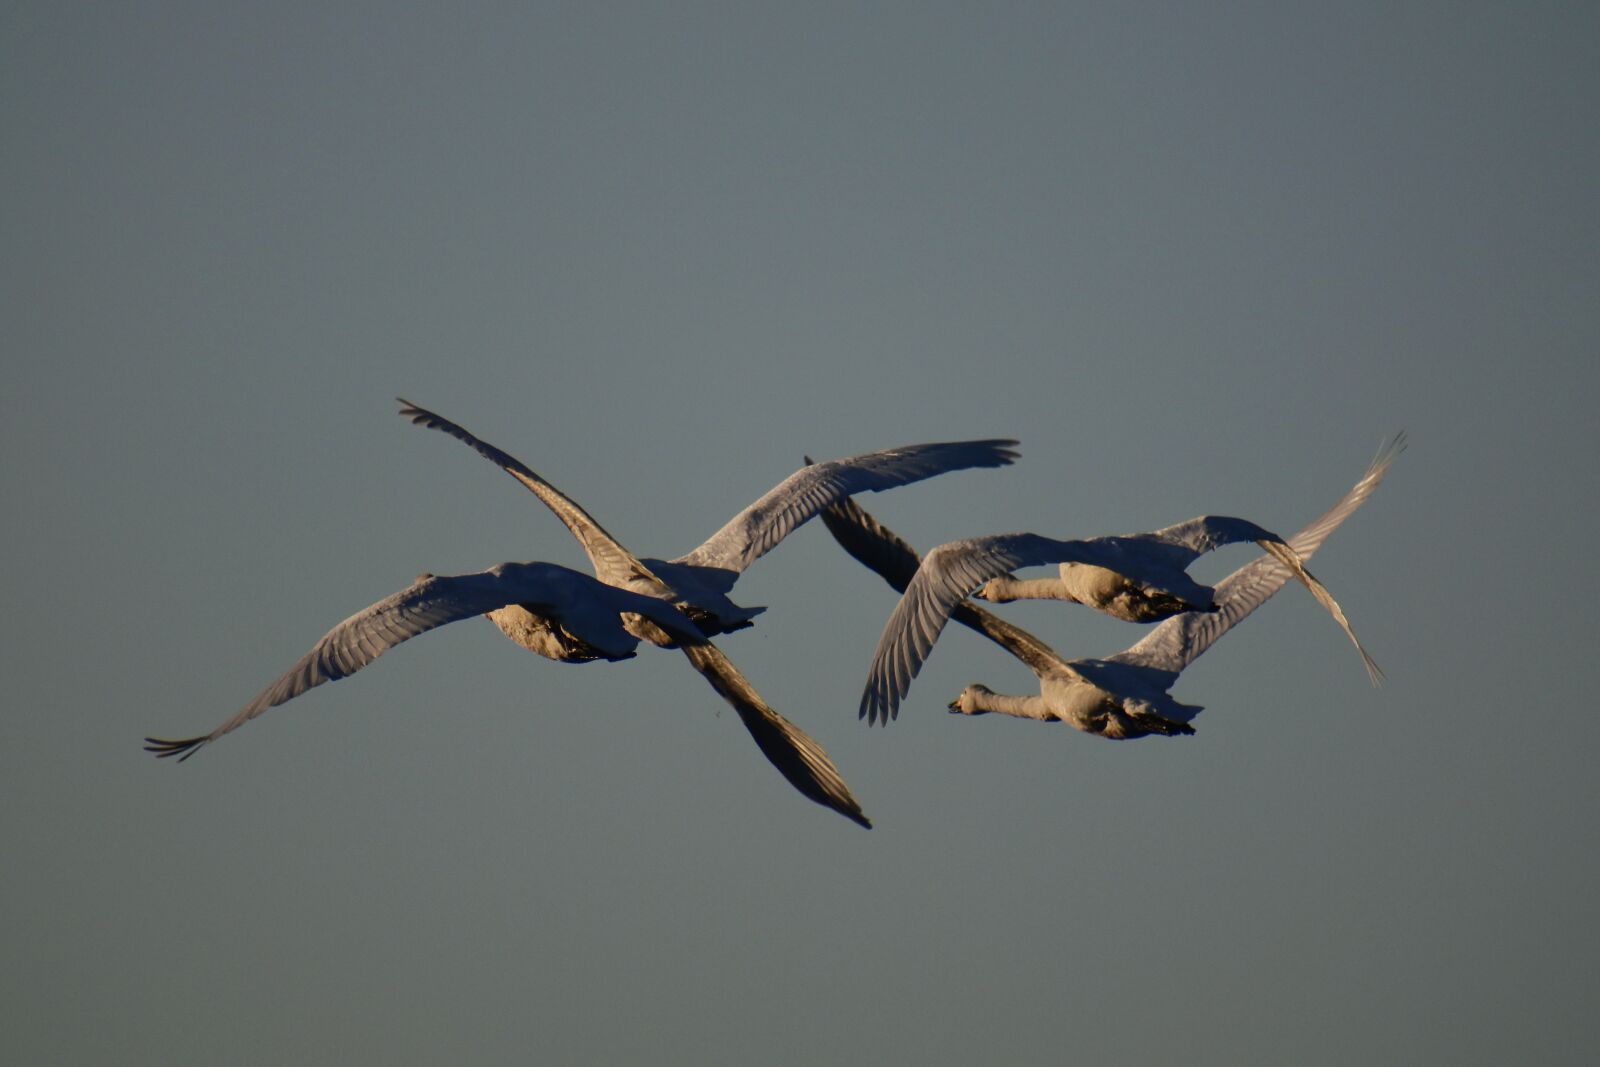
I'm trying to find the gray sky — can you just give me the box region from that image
[4,3,1597,1063]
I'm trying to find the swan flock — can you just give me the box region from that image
[147,401,1403,828]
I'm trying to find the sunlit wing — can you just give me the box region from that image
[1113,433,1405,677]
[675,438,1019,575]
[678,641,871,829]
[858,533,1137,724]
[398,400,667,592]
[145,562,689,760]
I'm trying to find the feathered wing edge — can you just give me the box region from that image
[1114,432,1406,677]
[814,492,1071,705]
[856,532,1133,724]
[145,569,526,761]
[397,399,664,591]
[1149,514,1382,683]
[144,563,697,761]
[1255,540,1384,685]
[678,641,871,829]
[678,438,1020,576]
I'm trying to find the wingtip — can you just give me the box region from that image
[1373,431,1408,469]
[858,693,895,727]
[144,735,207,761]
[397,400,434,425]
[1363,652,1387,689]
[941,438,1021,469]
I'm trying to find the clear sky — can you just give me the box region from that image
[4,3,1597,1064]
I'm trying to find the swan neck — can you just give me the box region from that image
[984,577,1080,604]
[969,689,1053,720]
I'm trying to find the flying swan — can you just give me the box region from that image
[825,436,1403,732]
[146,417,876,827]
[145,561,707,758]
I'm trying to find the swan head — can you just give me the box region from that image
[947,684,995,715]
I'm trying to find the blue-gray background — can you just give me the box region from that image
[5,3,1596,1063]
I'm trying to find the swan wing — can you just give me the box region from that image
[145,562,654,759]
[1112,433,1405,677]
[675,438,1019,575]
[1144,515,1281,556]
[398,400,667,593]
[1148,515,1382,682]
[678,642,870,828]
[859,533,1126,724]
[816,492,1070,678]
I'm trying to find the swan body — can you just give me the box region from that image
[982,561,1205,622]
[398,399,1019,637]
[972,516,1298,620]
[821,435,1403,734]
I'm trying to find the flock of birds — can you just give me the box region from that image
[147,401,1404,829]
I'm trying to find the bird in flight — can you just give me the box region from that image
[820,435,1402,734]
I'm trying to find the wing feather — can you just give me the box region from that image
[678,642,870,828]
[676,439,1019,575]
[857,533,1128,724]
[812,493,1094,677]
[1149,516,1381,683]
[145,562,660,759]
[398,400,665,591]
[1113,433,1405,676]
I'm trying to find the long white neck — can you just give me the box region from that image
[979,576,1079,604]
[960,687,1054,720]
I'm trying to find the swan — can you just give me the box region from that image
[397,400,1019,639]
[147,558,869,826]
[822,435,1402,733]
[146,520,871,826]
[144,561,708,760]
[858,518,1378,726]
[971,517,1330,623]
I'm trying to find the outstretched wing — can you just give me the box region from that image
[859,533,1131,725]
[816,491,1070,679]
[1149,515,1382,683]
[1144,515,1281,557]
[1113,433,1405,677]
[674,438,1020,576]
[145,562,655,760]
[398,400,666,592]
[678,642,871,829]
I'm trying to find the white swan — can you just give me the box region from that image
[397,400,1019,638]
[859,518,1377,726]
[826,435,1402,732]
[145,561,707,760]
[147,412,875,826]
[147,556,869,826]
[970,516,1327,622]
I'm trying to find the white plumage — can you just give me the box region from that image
[824,435,1403,734]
